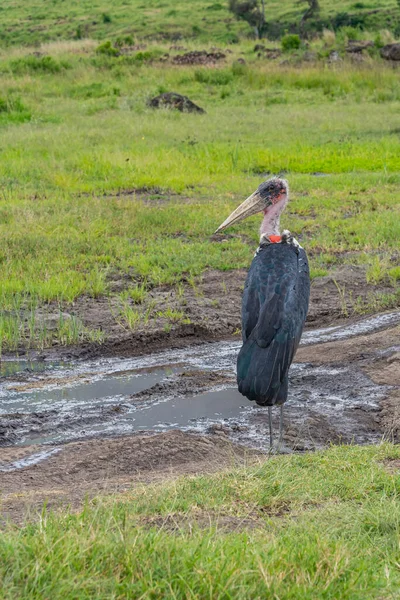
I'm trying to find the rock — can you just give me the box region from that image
[260,48,282,59]
[236,58,246,65]
[172,50,225,65]
[328,50,341,63]
[381,43,400,61]
[303,51,317,62]
[147,92,205,114]
[346,40,374,54]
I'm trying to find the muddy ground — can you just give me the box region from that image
[0,308,399,523]
[16,261,398,362]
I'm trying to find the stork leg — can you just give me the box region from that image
[278,405,284,447]
[268,406,273,450]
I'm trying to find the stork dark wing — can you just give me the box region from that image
[237,243,310,406]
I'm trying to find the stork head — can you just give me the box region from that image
[215,177,289,234]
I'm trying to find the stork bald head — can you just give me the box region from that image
[215,177,289,233]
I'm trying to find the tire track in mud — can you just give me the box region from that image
[0,311,398,453]
[0,311,398,521]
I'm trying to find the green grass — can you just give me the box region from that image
[2,444,400,598]
[0,0,399,48]
[0,42,399,350]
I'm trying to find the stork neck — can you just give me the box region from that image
[260,199,286,239]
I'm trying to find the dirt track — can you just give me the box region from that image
[0,310,399,523]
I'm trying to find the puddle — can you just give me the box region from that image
[301,311,400,345]
[0,311,397,455]
[0,360,64,378]
[0,448,61,473]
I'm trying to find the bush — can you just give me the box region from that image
[96,41,119,56]
[0,95,31,123]
[102,13,112,23]
[115,35,134,48]
[218,32,240,44]
[331,12,369,30]
[281,34,301,51]
[132,49,163,62]
[206,3,224,10]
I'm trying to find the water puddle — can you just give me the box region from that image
[0,311,397,455]
[0,448,61,473]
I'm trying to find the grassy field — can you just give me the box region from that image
[0,38,399,350]
[1,5,400,596]
[1,0,399,47]
[2,443,400,598]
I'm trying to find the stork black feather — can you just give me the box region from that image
[238,240,310,406]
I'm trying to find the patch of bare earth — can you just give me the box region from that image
[18,263,398,362]
[0,431,261,524]
[141,512,264,533]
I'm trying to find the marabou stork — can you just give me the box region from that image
[215,178,310,449]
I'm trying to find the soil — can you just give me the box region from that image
[0,245,399,523]
[0,309,399,522]
[0,431,260,524]
[10,263,398,363]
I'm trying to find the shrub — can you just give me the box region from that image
[102,13,112,23]
[115,35,134,48]
[132,50,163,62]
[96,41,119,56]
[218,32,240,44]
[0,95,31,123]
[206,3,224,10]
[281,34,301,51]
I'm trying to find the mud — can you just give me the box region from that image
[0,308,399,521]
[0,431,259,523]
[10,264,398,363]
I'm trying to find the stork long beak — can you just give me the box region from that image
[215,190,270,234]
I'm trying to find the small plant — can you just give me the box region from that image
[117,300,141,330]
[157,308,188,324]
[195,69,233,86]
[388,266,400,284]
[96,41,119,57]
[206,3,224,10]
[75,24,84,40]
[120,284,148,304]
[322,29,336,47]
[333,279,348,317]
[219,32,239,44]
[102,13,112,23]
[281,34,301,52]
